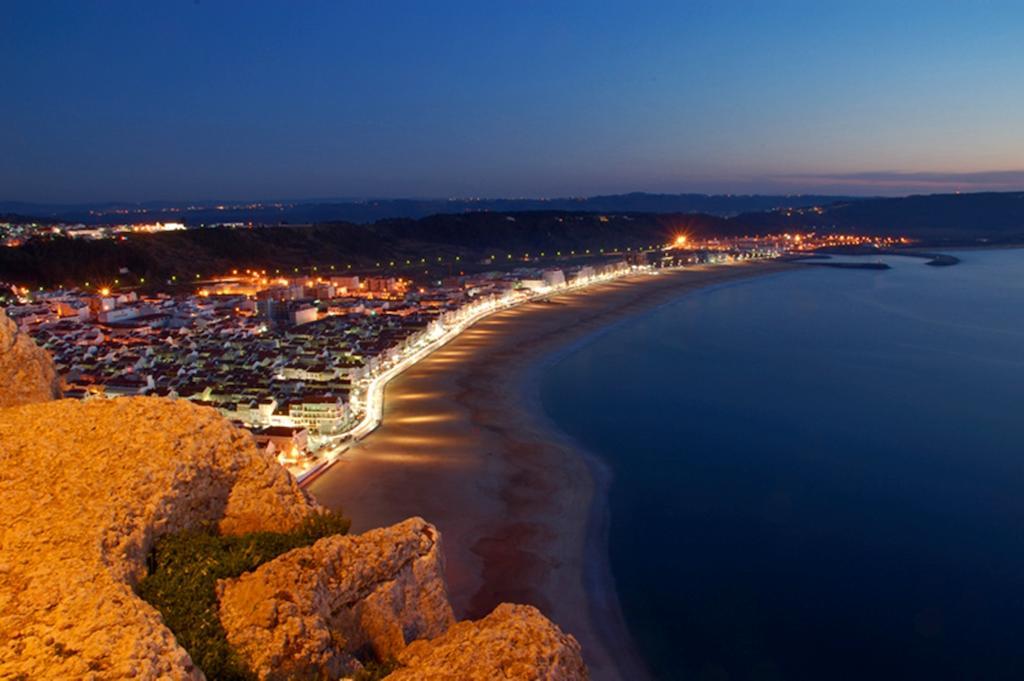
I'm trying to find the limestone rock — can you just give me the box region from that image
[388,603,588,681]
[0,397,318,680]
[218,517,455,680]
[0,328,590,680]
[0,306,61,407]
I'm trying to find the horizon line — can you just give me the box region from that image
[6,187,1024,211]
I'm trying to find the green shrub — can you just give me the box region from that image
[137,510,351,680]
[353,658,402,681]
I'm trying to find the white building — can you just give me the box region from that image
[292,306,318,326]
[288,396,349,434]
[99,306,142,324]
[542,269,566,288]
[519,279,546,291]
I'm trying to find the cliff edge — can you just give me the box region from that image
[0,398,319,679]
[0,307,587,680]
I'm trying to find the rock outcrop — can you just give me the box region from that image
[0,306,61,407]
[0,397,318,680]
[0,319,588,681]
[218,517,455,679]
[391,603,588,681]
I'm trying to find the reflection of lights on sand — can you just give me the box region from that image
[384,434,457,447]
[371,452,450,465]
[394,414,456,425]
[395,391,443,401]
[432,349,472,358]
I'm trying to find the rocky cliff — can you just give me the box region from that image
[0,306,61,408]
[392,603,588,681]
[0,398,319,679]
[219,517,455,679]
[0,309,587,680]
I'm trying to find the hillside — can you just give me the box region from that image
[0,211,729,287]
[812,191,1024,236]
[735,192,1024,238]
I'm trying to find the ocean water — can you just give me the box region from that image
[541,250,1024,681]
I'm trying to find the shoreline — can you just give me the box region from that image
[306,260,797,680]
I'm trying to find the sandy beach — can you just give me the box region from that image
[307,260,796,680]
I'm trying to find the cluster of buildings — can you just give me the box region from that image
[1,221,187,247]
[4,231,894,474]
[771,232,911,251]
[652,232,908,266]
[700,232,910,252]
[1,222,64,248]
[5,260,633,474]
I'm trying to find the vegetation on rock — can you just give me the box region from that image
[137,510,351,680]
[352,658,402,681]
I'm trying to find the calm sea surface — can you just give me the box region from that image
[541,250,1024,680]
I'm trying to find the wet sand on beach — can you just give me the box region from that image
[307,260,795,680]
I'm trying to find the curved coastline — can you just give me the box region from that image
[306,260,798,680]
[517,344,649,680]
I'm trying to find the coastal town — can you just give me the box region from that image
[1,229,902,478]
[3,258,636,476]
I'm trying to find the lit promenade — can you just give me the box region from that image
[297,255,785,481]
[296,263,652,480]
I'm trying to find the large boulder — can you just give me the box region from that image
[218,517,455,680]
[0,398,318,679]
[0,306,61,407]
[389,603,588,681]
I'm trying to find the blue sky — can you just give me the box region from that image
[2,1,1023,202]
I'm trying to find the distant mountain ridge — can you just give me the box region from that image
[0,192,862,225]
